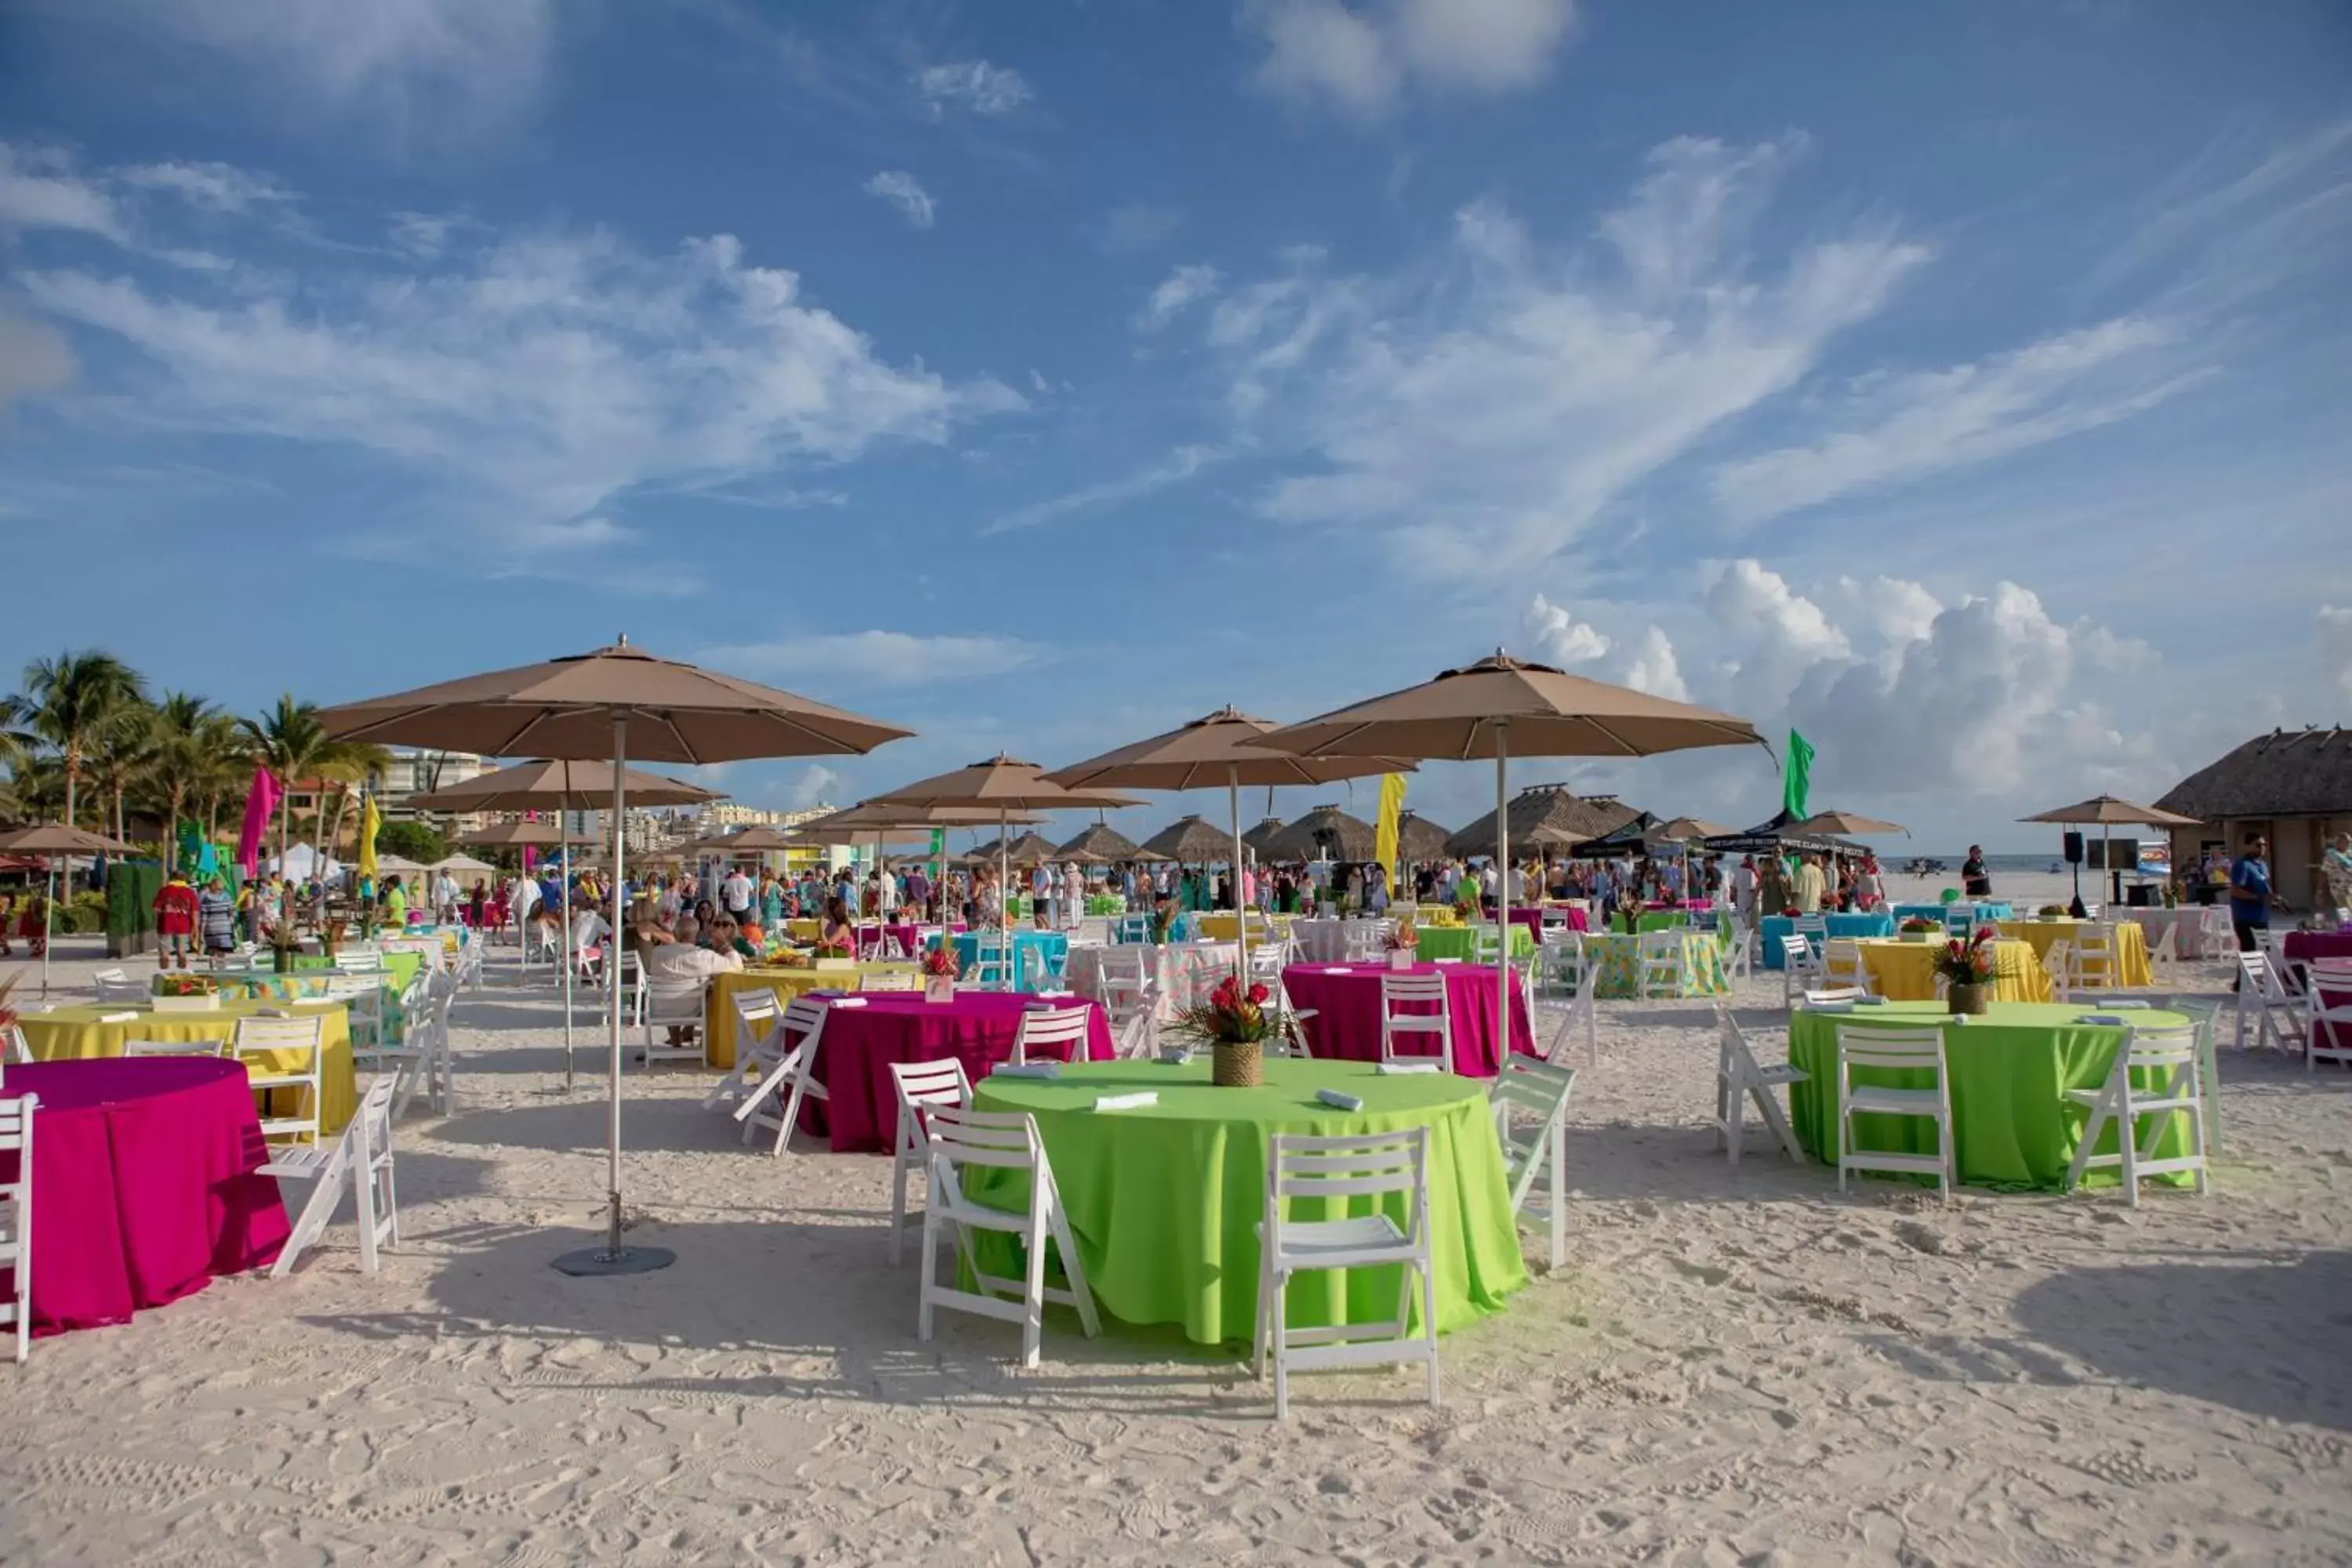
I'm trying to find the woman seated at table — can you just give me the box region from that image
[705,916,760,960]
[817,896,857,951]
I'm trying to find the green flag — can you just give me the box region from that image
[929,829,945,856]
[1783,730,1815,822]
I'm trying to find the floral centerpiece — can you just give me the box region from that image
[321,918,347,958]
[1898,916,1940,942]
[2037,903,2068,919]
[1934,927,2000,1014]
[811,939,855,972]
[1384,922,1419,970]
[1171,975,1276,1087]
[920,941,959,1002]
[154,971,221,1012]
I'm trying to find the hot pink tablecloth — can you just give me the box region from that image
[795,993,1116,1152]
[853,922,967,959]
[1515,906,1591,936]
[1281,961,1537,1076]
[2291,934,2352,1054]
[2,1058,289,1336]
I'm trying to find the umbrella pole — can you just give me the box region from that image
[561,804,575,1092]
[40,859,55,1001]
[1495,723,1511,1070]
[1229,764,1248,993]
[1000,808,1011,991]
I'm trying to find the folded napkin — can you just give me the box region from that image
[1805,1000,1855,1013]
[1323,966,1354,975]
[1376,1060,1442,1075]
[1316,1087,1366,1112]
[824,996,869,1008]
[1857,995,1886,1006]
[1157,1047,1193,1065]
[1094,1091,1158,1112]
[2075,1014,2129,1027]
[97,1011,140,1023]
[2103,999,2152,1009]
[994,1061,1060,1080]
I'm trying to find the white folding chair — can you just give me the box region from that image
[639,975,710,1066]
[91,967,147,1004]
[1490,1058,1576,1272]
[2040,938,2076,999]
[1091,946,1151,1027]
[1714,1004,1808,1166]
[969,933,1014,989]
[1820,938,1872,996]
[2304,978,2352,1072]
[122,1038,228,1058]
[735,997,832,1156]
[1804,986,1867,1007]
[322,972,386,1054]
[332,949,386,975]
[702,988,785,1114]
[1011,1004,1094,1067]
[1792,915,1829,952]
[1,1025,28,1068]
[260,1073,400,1277]
[1720,925,1753,985]
[1538,931,1587,998]
[2146,920,2181,986]
[232,1014,326,1145]
[2064,1022,2210,1206]
[2071,924,2120,992]
[1636,931,1685,1000]
[862,971,919,993]
[917,1105,1100,1368]
[0,1094,34,1363]
[887,1057,973,1264]
[1544,976,1599,1067]
[1779,935,1821,1007]
[1378,970,1452,1065]
[612,949,648,1026]
[1468,924,1503,966]
[1834,1022,1954,1206]
[1254,1127,1438,1421]
[2234,951,2300,1053]
[1114,978,1164,1059]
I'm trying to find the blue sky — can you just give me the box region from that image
[2,0,2347,851]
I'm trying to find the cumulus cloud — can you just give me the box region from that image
[700,631,1048,686]
[2322,606,2352,699]
[1138,263,1221,330]
[1623,626,1689,701]
[1523,593,1610,663]
[1199,136,1930,582]
[1705,559,1850,662]
[863,171,936,230]
[913,60,1034,115]
[1242,0,1577,121]
[787,764,843,809]
[1712,318,2205,525]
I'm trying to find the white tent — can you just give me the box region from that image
[431,853,498,876]
[267,842,344,883]
[375,854,429,878]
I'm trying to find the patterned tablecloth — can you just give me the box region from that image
[1065,940,1240,1021]
[1581,932,1730,999]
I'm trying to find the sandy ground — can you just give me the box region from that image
[4,873,2349,1566]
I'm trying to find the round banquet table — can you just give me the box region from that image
[701,964,921,1069]
[1065,940,1239,1022]
[1993,920,2154,988]
[1521,906,1589,935]
[1189,913,1294,943]
[157,965,414,1043]
[967,1058,1527,1345]
[1784,1000,2197,1190]
[1411,924,1537,963]
[16,999,358,1135]
[1581,932,1730,1000]
[1889,901,2014,924]
[796,991,1114,1153]
[940,930,1069,991]
[2126,907,2230,960]
[1855,938,2050,1003]
[1280,960,1536,1075]
[1,1058,290,1334]
[1759,913,1896,967]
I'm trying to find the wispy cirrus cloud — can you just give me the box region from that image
[912,60,1033,116]
[1138,263,1221,330]
[699,631,1050,685]
[863,170,937,230]
[985,445,1226,535]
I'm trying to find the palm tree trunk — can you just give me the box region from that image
[164,788,183,876]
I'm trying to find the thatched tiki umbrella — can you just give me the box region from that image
[964,832,1059,867]
[414,758,720,1089]
[0,822,138,998]
[1056,822,1158,865]
[1445,784,1642,861]
[1392,811,1452,866]
[1257,652,1766,1073]
[1264,803,1378,866]
[1140,814,1235,865]
[1242,817,1288,856]
[321,637,913,1277]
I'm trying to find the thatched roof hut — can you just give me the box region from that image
[1142,814,1236,863]
[1265,804,1378,862]
[1444,784,1642,860]
[1055,822,1160,864]
[963,832,1059,867]
[2156,726,2352,904]
[1242,817,1288,853]
[1393,811,1452,862]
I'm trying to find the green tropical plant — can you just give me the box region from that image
[374,818,448,864]
[83,696,161,848]
[5,649,147,834]
[140,692,240,874]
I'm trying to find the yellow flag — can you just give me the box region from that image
[357,792,381,881]
[1374,772,1407,887]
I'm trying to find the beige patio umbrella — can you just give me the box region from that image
[2022,794,2201,909]
[320,637,913,1277]
[413,759,722,1091]
[866,757,1139,986]
[1792,810,1908,837]
[1049,707,1410,983]
[0,822,138,998]
[459,818,569,847]
[1255,652,1766,1066]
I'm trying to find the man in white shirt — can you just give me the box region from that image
[510,873,540,937]
[876,864,898,915]
[720,866,754,920]
[1062,862,1085,927]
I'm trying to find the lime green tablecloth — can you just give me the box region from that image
[1411,924,1536,963]
[1784,1000,2194,1190]
[268,950,426,992]
[968,1058,1528,1346]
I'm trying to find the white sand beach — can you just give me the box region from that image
[5,890,2349,1566]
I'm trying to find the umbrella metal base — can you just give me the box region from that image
[551,1244,676,1277]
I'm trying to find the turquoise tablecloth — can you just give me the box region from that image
[1760,913,1896,967]
[1890,902,2014,924]
[1784,1000,2195,1190]
[939,929,1069,990]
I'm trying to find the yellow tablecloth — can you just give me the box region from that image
[785,919,821,942]
[17,998,358,1134]
[1856,938,2051,1003]
[1994,920,2154,988]
[1190,913,1294,943]
[702,964,922,1069]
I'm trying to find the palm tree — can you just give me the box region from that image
[236,695,389,873]
[85,698,162,849]
[141,692,237,875]
[5,651,147,834]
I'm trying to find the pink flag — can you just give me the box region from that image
[237,764,281,879]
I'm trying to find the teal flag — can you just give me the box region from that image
[1783,730,1815,821]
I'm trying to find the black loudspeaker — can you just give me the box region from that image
[2063,831,2085,866]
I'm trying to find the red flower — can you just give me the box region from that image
[1247,982,1269,1005]
[1947,938,1965,959]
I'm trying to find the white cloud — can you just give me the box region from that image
[1522,593,1610,663]
[1242,0,1576,121]
[0,310,77,409]
[700,631,1048,686]
[913,60,1033,116]
[108,0,554,135]
[988,445,1225,535]
[2096,118,2352,301]
[2321,606,2352,699]
[1623,626,1688,701]
[1830,574,1941,649]
[1091,202,1185,256]
[1201,137,1931,581]
[0,143,127,241]
[1138,263,1221,330]
[1705,559,1850,662]
[14,168,1018,567]
[863,171,936,230]
[117,161,291,213]
[1711,318,2203,525]
[787,764,843,809]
